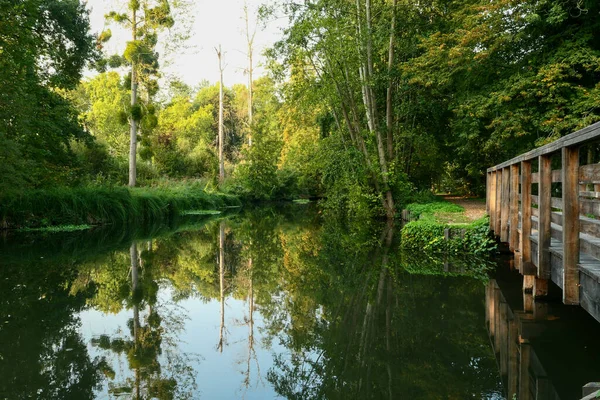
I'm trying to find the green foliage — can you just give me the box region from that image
[0,185,240,230]
[401,217,497,256]
[406,202,464,220]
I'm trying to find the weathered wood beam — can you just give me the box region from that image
[490,171,497,231]
[521,160,532,274]
[510,164,519,250]
[562,146,580,305]
[501,167,510,242]
[537,155,552,295]
[488,121,600,171]
[496,170,502,234]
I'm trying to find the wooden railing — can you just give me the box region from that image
[487,121,600,322]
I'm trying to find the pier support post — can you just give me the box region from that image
[490,170,497,232]
[496,170,502,235]
[534,277,549,299]
[510,164,519,251]
[521,161,533,274]
[538,154,552,281]
[501,167,510,242]
[562,146,580,305]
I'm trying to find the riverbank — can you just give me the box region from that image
[400,197,496,255]
[0,184,241,230]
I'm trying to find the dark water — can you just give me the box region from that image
[0,204,598,399]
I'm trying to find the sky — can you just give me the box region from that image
[85,0,285,87]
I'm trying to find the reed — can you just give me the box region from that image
[0,184,240,229]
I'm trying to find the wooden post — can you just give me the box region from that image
[501,167,510,242]
[496,169,502,235]
[486,172,491,215]
[521,160,533,273]
[490,171,497,231]
[510,164,519,251]
[537,155,552,282]
[562,146,580,305]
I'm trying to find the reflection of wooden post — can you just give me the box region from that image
[510,164,519,251]
[496,170,502,235]
[536,378,550,400]
[562,146,580,305]
[519,343,532,400]
[536,155,552,296]
[501,167,510,242]
[521,161,533,273]
[508,317,519,398]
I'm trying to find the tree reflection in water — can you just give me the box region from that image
[0,205,503,399]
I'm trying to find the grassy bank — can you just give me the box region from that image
[400,200,496,256]
[0,184,241,230]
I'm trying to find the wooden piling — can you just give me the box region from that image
[501,167,510,242]
[537,155,552,282]
[562,146,580,305]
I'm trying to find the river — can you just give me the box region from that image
[1,204,598,399]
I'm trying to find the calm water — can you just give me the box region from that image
[0,204,598,399]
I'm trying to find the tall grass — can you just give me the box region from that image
[0,184,241,229]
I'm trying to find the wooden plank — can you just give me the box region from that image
[562,146,580,305]
[580,199,600,217]
[486,172,491,214]
[501,167,510,242]
[580,215,600,236]
[521,161,532,273]
[552,169,562,182]
[531,195,562,209]
[579,191,600,199]
[510,164,519,251]
[490,171,497,231]
[496,170,502,234]
[488,121,600,171]
[538,155,552,280]
[579,164,600,183]
[531,172,539,183]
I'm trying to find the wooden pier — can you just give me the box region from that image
[487,121,600,323]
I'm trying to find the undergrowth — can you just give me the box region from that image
[401,198,496,256]
[0,184,240,229]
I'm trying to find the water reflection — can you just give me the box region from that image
[487,266,600,400]
[0,205,520,399]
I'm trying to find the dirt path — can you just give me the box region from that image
[443,196,487,222]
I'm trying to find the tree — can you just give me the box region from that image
[216,46,226,183]
[0,0,95,189]
[101,0,175,187]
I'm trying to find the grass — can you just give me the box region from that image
[405,201,465,224]
[181,210,222,216]
[293,199,311,204]
[18,224,92,233]
[401,199,496,255]
[0,183,241,230]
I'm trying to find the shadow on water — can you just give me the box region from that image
[0,204,597,399]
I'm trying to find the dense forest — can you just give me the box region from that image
[1,0,600,218]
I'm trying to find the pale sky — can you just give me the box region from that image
[85,0,285,87]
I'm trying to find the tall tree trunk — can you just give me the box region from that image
[217,46,225,183]
[244,3,256,147]
[359,0,396,218]
[386,0,397,161]
[128,7,138,188]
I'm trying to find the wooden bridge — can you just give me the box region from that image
[487,121,600,323]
